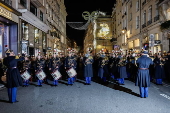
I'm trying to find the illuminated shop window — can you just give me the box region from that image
[155,33,159,40]
[98,23,110,37]
[35,28,39,43]
[22,22,29,40]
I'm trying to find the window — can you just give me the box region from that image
[20,0,27,8]
[130,1,132,8]
[136,16,139,29]
[130,25,132,34]
[136,0,139,11]
[35,28,39,43]
[143,10,146,24]
[148,5,152,21]
[30,3,37,16]
[155,4,159,16]
[134,39,139,47]
[40,11,43,21]
[4,0,12,6]
[22,21,29,40]
[130,13,132,21]
[155,33,159,40]
[154,4,159,22]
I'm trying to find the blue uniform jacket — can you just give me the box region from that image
[136,55,153,87]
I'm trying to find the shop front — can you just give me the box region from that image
[20,20,47,56]
[0,3,21,57]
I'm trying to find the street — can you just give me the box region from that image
[0,77,170,113]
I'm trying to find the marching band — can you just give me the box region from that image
[1,48,170,103]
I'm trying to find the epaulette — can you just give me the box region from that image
[15,56,19,59]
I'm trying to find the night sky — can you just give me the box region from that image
[64,0,116,46]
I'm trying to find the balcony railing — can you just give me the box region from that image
[110,38,117,42]
[147,20,152,26]
[122,43,127,46]
[142,0,146,6]
[31,0,43,7]
[158,0,164,4]
[154,15,160,22]
[142,23,146,28]
[4,0,12,6]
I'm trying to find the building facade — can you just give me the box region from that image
[0,0,22,57]
[0,0,67,57]
[84,15,113,55]
[113,0,170,54]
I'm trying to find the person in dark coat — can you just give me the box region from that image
[136,51,153,98]
[164,51,170,82]
[83,52,93,85]
[72,52,78,82]
[49,53,61,86]
[111,54,120,78]
[59,54,67,80]
[20,55,31,87]
[64,52,77,86]
[128,53,138,82]
[149,55,155,82]
[35,55,46,87]
[3,49,25,103]
[97,53,109,84]
[0,58,4,84]
[108,53,115,78]
[153,55,165,85]
[43,55,50,84]
[116,55,128,85]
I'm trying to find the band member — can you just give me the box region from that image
[35,54,46,87]
[65,51,77,86]
[83,51,93,85]
[30,55,36,82]
[72,50,78,82]
[98,52,109,84]
[43,55,50,84]
[149,54,154,82]
[0,58,4,84]
[128,53,138,82]
[49,53,61,86]
[109,53,115,78]
[21,55,31,87]
[116,55,128,85]
[3,49,25,103]
[153,55,165,85]
[110,53,120,81]
[60,54,67,80]
[136,51,153,98]
[164,51,170,82]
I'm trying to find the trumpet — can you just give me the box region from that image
[101,57,108,68]
[85,56,93,66]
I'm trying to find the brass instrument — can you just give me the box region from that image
[118,57,127,66]
[110,58,114,68]
[134,56,139,66]
[101,56,109,68]
[85,56,93,66]
[160,57,165,66]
